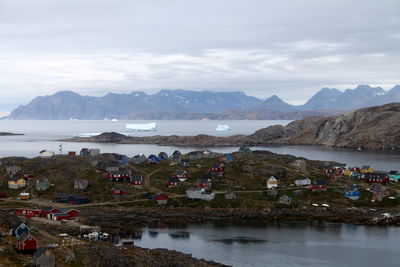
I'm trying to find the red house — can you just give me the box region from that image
[68,151,76,155]
[60,208,80,217]
[16,208,40,217]
[106,172,131,182]
[0,193,7,198]
[49,213,71,221]
[210,163,224,173]
[309,180,328,191]
[175,170,188,181]
[197,177,212,189]
[168,177,180,188]
[22,174,34,180]
[364,173,390,184]
[111,187,127,197]
[130,175,143,189]
[40,207,62,218]
[155,193,169,205]
[16,232,37,252]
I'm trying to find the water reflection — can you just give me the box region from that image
[127,221,400,267]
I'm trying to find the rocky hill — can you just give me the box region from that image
[248,102,400,149]
[64,103,400,149]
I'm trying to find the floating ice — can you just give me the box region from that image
[216,124,231,131]
[126,122,157,132]
[73,133,102,138]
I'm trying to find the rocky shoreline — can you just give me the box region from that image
[79,206,400,227]
[60,103,400,149]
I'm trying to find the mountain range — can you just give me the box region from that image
[5,85,400,120]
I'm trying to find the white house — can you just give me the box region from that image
[267,176,278,189]
[294,178,311,187]
[39,150,54,158]
[186,188,215,201]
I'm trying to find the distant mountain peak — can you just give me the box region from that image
[257,94,295,111]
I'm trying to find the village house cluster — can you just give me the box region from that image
[324,164,398,202]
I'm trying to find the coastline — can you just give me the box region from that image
[79,206,400,227]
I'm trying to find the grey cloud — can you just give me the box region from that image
[0,0,399,110]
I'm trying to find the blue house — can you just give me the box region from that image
[53,193,90,204]
[12,221,30,238]
[344,185,361,200]
[148,154,160,164]
[350,172,364,179]
[118,155,129,166]
[158,152,168,161]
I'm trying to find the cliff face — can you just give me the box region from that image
[248,103,400,149]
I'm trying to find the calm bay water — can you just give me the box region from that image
[132,221,400,267]
[0,120,399,170]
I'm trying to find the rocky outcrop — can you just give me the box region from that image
[62,103,400,149]
[248,103,400,149]
[66,133,248,147]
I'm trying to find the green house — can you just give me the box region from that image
[239,146,252,154]
[389,171,400,182]
[36,179,50,191]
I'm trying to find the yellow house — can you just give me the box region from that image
[8,177,26,189]
[360,166,374,174]
[344,169,353,177]
[19,192,30,200]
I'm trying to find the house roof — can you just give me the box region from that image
[59,208,79,213]
[108,171,129,175]
[314,180,327,185]
[13,221,28,231]
[197,177,210,183]
[17,232,33,243]
[9,176,23,182]
[172,150,182,156]
[53,193,89,199]
[168,177,179,183]
[176,170,187,175]
[371,184,387,192]
[42,207,61,212]
[74,178,88,183]
[131,175,143,181]
[212,163,223,168]
[34,247,48,258]
[365,173,388,179]
[111,187,125,191]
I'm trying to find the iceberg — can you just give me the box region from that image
[126,122,157,132]
[73,133,102,138]
[216,124,231,131]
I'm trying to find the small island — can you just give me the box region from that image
[0,132,23,136]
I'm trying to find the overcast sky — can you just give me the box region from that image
[1,0,399,113]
